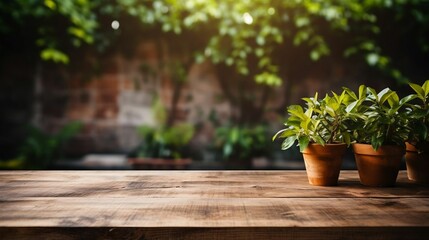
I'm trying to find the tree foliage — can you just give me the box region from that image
[1,0,428,83]
[0,0,100,64]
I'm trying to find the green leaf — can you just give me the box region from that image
[359,85,367,100]
[273,129,286,141]
[331,91,340,102]
[371,135,383,150]
[304,108,313,118]
[302,97,313,104]
[346,100,359,113]
[272,128,295,141]
[410,83,425,99]
[422,80,429,97]
[325,106,335,117]
[377,88,393,105]
[343,87,357,100]
[367,87,378,101]
[338,90,347,104]
[40,48,69,64]
[298,136,310,152]
[300,117,311,131]
[343,131,351,146]
[399,94,417,106]
[386,92,399,108]
[287,105,305,119]
[282,136,297,150]
[281,129,296,138]
[287,119,301,127]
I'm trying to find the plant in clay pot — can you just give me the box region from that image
[344,85,412,187]
[404,80,429,184]
[273,91,352,186]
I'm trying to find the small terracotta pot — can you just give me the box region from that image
[405,142,429,184]
[353,143,405,187]
[301,143,347,186]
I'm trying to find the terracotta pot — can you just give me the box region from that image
[301,143,347,186]
[353,143,405,187]
[405,142,429,184]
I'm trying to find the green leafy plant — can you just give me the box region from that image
[136,99,195,159]
[405,80,429,152]
[344,85,413,150]
[17,122,82,169]
[273,90,353,152]
[215,125,268,162]
[137,123,194,159]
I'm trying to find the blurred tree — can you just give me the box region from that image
[123,0,429,84]
[0,0,102,64]
[1,0,428,82]
[118,0,428,124]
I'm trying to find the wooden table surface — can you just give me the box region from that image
[0,170,428,239]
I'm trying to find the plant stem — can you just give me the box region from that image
[327,116,340,144]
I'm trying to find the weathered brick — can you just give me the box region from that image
[95,74,119,92]
[95,103,118,120]
[136,42,158,60]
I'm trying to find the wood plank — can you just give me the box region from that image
[0,171,427,199]
[1,227,429,240]
[1,197,428,227]
[1,170,428,239]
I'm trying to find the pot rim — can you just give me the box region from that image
[352,143,405,156]
[301,142,347,154]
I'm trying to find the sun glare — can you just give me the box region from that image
[243,12,253,25]
[111,20,120,30]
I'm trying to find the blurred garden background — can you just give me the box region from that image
[0,0,428,170]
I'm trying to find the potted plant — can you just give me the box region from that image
[404,80,429,184]
[273,91,352,186]
[344,85,411,187]
[215,124,269,169]
[128,99,195,169]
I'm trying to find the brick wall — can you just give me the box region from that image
[34,41,234,156]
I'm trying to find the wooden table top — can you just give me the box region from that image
[0,170,428,239]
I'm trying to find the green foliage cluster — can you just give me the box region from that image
[0,0,99,64]
[136,99,195,159]
[273,90,354,151]
[344,85,412,150]
[275,81,429,152]
[405,80,429,151]
[0,122,82,169]
[137,123,194,159]
[119,0,421,85]
[1,0,428,83]
[215,125,268,161]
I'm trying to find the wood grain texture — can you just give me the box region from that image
[0,170,428,239]
[1,227,429,240]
